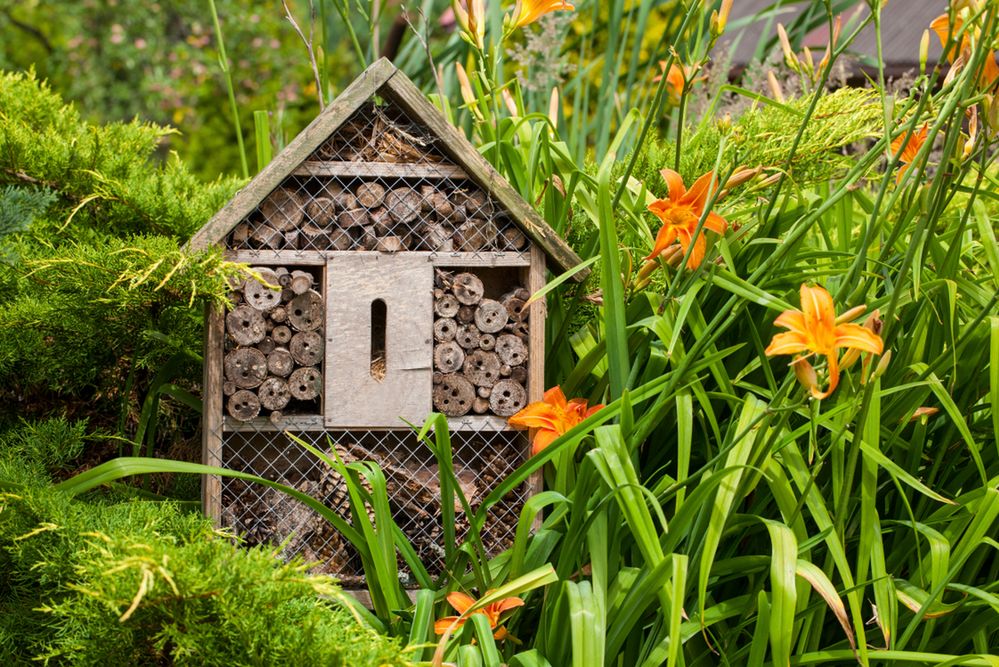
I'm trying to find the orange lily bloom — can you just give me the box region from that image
[509,0,575,30]
[765,284,884,400]
[929,11,999,88]
[434,591,524,639]
[508,386,602,455]
[890,123,928,184]
[645,168,728,270]
[653,61,703,105]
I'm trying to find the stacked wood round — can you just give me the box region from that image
[230,181,529,253]
[431,271,529,418]
[224,266,323,421]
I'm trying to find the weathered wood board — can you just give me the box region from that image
[325,254,432,427]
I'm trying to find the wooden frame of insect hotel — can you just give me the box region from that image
[188,59,584,587]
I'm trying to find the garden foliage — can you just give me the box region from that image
[2,0,999,666]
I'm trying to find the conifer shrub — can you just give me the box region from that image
[0,487,408,666]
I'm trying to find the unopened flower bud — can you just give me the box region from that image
[872,349,892,379]
[776,24,798,72]
[920,29,930,75]
[767,71,785,103]
[792,357,819,394]
[985,94,999,132]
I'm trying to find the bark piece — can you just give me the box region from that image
[288,366,322,400]
[456,324,481,350]
[503,297,527,323]
[300,222,331,250]
[258,377,291,411]
[356,182,386,208]
[433,318,458,342]
[249,223,282,250]
[489,379,527,416]
[354,226,378,250]
[457,305,475,324]
[231,222,250,245]
[267,347,295,377]
[474,299,508,333]
[452,273,484,305]
[375,235,407,253]
[259,188,305,231]
[306,196,337,225]
[290,331,324,366]
[224,348,268,388]
[287,290,323,332]
[432,374,475,417]
[433,341,465,373]
[421,222,453,251]
[464,350,501,388]
[330,228,354,250]
[227,390,261,421]
[272,325,292,345]
[226,306,266,346]
[496,334,528,366]
[454,219,498,251]
[257,336,276,355]
[244,268,282,312]
[339,208,369,229]
[290,270,314,295]
[434,294,460,318]
[454,189,494,217]
[384,188,422,224]
[501,226,528,250]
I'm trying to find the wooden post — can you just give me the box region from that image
[202,303,225,523]
[526,245,547,502]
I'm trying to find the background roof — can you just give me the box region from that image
[723,0,944,77]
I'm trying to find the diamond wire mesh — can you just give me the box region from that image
[216,426,529,587]
[225,102,530,260]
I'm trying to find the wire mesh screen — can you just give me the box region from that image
[215,427,529,587]
[224,102,530,259]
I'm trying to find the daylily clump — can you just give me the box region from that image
[645,168,728,270]
[508,386,602,455]
[890,123,928,183]
[434,591,524,639]
[765,284,884,400]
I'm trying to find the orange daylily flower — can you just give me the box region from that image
[509,0,575,30]
[654,61,703,105]
[508,386,602,455]
[929,11,999,89]
[765,284,884,400]
[890,123,928,184]
[434,591,524,639]
[645,169,728,269]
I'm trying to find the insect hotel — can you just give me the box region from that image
[188,59,582,585]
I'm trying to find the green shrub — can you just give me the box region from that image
[0,488,408,666]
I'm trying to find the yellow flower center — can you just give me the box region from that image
[660,203,698,229]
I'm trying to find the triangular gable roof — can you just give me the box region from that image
[188,58,584,278]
